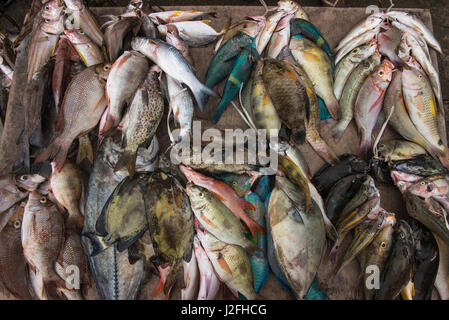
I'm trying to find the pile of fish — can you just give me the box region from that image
[332,10,448,164]
[0,0,448,301]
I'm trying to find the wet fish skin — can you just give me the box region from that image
[354,59,394,159]
[63,29,104,67]
[165,25,194,66]
[374,220,415,300]
[149,10,217,24]
[101,50,149,135]
[376,139,427,162]
[266,13,293,59]
[131,37,217,112]
[158,21,222,47]
[193,235,221,300]
[332,51,381,141]
[378,25,408,69]
[214,17,265,53]
[181,249,199,300]
[257,10,289,54]
[433,234,449,300]
[0,173,45,214]
[35,63,111,170]
[335,27,380,65]
[390,154,447,177]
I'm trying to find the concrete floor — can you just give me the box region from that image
[1,0,448,102]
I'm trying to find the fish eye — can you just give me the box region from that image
[20,175,28,181]
[400,232,406,239]
[418,74,423,79]
[14,220,21,229]
[79,30,84,35]
[232,181,237,186]
[352,48,358,54]
[380,241,386,248]
[420,181,426,185]
[104,65,110,71]
[39,197,47,204]
[378,71,384,76]
[199,192,203,197]
[45,5,50,10]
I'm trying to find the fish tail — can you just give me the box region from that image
[324,95,340,120]
[152,265,171,297]
[76,134,94,166]
[191,80,218,112]
[358,136,372,160]
[34,135,70,170]
[211,98,228,124]
[98,110,116,135]
[82,233,109,256]
[114,149,137,178]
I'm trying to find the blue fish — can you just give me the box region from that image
[305,277,331,300]
[254,175,271,203]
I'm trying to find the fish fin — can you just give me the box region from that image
[191,81,218,112]
[99,110,116,135]
[152,265,170,297]
[359,137,371,160]
[82,233,109,256]
[34,135,70,171]
[324,96,339,120]
[239,198,256,211]
[114,149,137,178]
[211,99,228,124]
[242,214,266,241]
[217,252,232,276]
[244,241,263,255]
[116,226,148,252]
[76,135,94,166]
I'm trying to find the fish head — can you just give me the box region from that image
[96,63,112,80]
[63,28,89,44]
[185,182,212,205]
[42,16,65,34]
[26,190,56,213]
[402,68,428,92]
[14,174,46,192]
[179,165,209,185]
[63,0,84,11]
[395,219,415,250]
[277,0,299,13]
[376,59,394,84]
[6,202,25,232]
[373,214,396,256]
[41,0,64,21]
[157,24,168,36]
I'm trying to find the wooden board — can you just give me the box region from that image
[0,5,439,300]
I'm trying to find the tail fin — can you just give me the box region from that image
[114,149,137,178]
[191,81,218,112]
[82,233,110,256]
[358,137,371,160]
[76,135,94,166]
[211,97,229,124]
[152,265,171,297]
[34,135,70,171]
[324,95,340,120]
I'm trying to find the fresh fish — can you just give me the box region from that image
[193,235,221,300]
[290,18,334,67]
[254,175,272,203]
[100,51,149,135]
[85,174,148,256]
[104,16,141,62]
[378,25,407,69]
[268,176,326,299]
[312,154,369,197]
[35,64,110,170]
[408,175,449,213]
[197,226,256,300]
[145,172,194,296]
[333,42,376,100]
[335,27,380,65]
[165,25,194,66]
[402,68,449,165]
[63,0,103,47]
[334,12,385,52]
[257,10,289,54]
[64,29,103,67]
[180,165,265,241]
[390,154,448,177]
[290,37,339,120]
[181,250,199,300]
[131,38,217,112]
[0,173,45,214]
[0,203,34,299]
[149,10,217,24]
[266,13,293,59]
[186,183,259,254]
[216,172,254,197]
[50,161,84,230]
[158,21,222,47]
[22,191,65,297]
[386,11,442,54]
[376,140,427,162]
[354,59,394,159]
[140,14,159,39]
[374,220,415,300]
[114,67,164,178]
[332,51,381,141]
[262,58,307,142]
[212,46,259,123]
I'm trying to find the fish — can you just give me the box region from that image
[402,68,449,165]
[262,58,307,142]
[212,46,259,123]
[114,67,164,178]
[27,9,64,81]
[0,56,13,88]
[63,29,104,67]
[0,202,34,299]
[254,175,272,203]
[266,13,293,59]
[100,51,149,135]
[140,14,159,39]
[390,154,448,177]
[196,226,256,300]
[333,42,377,100]
[383,71,439,158]
[165,24,194,66]
[332,51,381,141]
[85,174,149,256]
[55,229,90,300]
[0,173,45,214]
[378,24,408,69]
[131,38,217,112]
[312,154,369,197]
[63,0,104,47]
[257,10,289,54]
[290,18,334,68]
[35,63,110,170]
[145,171,194,296]
[334,12,385,52]
[82,137,151,300]
[22,191,65,297]
[180,165,264,240]
[193,235,221,300]
[360,214,396,299]
[268,176,326,299]
[50,161,84,231]
[149,10,217,24]
[335,27,380,65]
[186,183,259,254]
[289,37,339,120]
[376,140,427,162]
[104,16,141,62]
[158,20,223,47]
[374,220,415,300]
[354,59,394,159]
[181,249,199,300]
[386,11,442,54]
[408,175,449,214]
[325,173,367,225]
[216,172,255,197]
